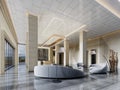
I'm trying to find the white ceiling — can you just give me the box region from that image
[96,0,120,18]
[6,0,120,45]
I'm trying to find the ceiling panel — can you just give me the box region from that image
[6,0,120,45]
[96,0,120,18]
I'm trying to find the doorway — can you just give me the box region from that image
[18,45,26,64]
[59,53,64,65]
[91,49,96,64]
[91,54,96,64]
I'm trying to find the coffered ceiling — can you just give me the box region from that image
[6,0,120,45]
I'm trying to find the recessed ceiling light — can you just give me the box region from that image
[118,0,120,2]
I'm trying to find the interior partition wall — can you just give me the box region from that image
[5,39,15,70]
[38,49,48,61]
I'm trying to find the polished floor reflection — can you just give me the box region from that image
[0,63,120,90]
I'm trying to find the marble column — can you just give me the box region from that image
[49,47,53,63]
[64,38,69,66]
[0,30,5,74]
[79,30,87,67]
[55,44,59,64]
[26,14,38,72]
[26,32,28,68]
[14,45,19,73]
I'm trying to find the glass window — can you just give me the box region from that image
[5,39,15,70]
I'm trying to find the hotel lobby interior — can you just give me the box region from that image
[0,0,120,90]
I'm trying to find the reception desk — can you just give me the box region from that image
[34,65,85,79]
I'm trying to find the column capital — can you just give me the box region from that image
[64,38,69,41]
[80,30,88,33]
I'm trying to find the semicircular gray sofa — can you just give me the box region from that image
[34,65,85,79]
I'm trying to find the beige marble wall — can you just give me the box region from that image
[69,31,120,69]
[69,31,87,67]
[88,32,120,68]
[101,32,120,67]
[69,44,79,67]
[87,39,100,66]
[0,9,18,74]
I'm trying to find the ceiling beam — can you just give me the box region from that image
[48,38,63,47]
[65,25,86,37]
[0,0,18,42]
[18,42,26,45]
[40,34,65,47]
[88,29,120,41]
[96,0,120,18]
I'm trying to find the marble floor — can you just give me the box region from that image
[0,63,120,90]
